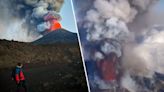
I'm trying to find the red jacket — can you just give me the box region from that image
[15,67,25,83]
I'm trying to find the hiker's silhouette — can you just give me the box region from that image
[11,63,27,92]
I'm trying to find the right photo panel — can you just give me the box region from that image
[73,0,164,92]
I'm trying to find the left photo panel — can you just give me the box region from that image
[0,0,88,92]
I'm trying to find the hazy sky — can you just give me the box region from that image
[64,0,164,33]
[154,0,164,12]
[60,0,77,33]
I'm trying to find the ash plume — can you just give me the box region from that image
[123,26,164,75]
[74,0,161,91]
[0,0,64,42]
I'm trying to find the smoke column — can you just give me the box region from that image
[73,0,163,91]
[0,0,64,42]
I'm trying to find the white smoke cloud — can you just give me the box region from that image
[100,40,122,57]
[84,0,132,59]
[83,0,158,61]
[74,0,160,91]
[93,51,104,61]
[0,0,64,42]
[124,26,164,75]
[83,0,133,90]
[32,1,49,19]
[0,19,42,42]
[121,72,138,92]
[93,0,137,23]
[131,0,158,12]
[122,25,164,91]
[0,0,40,42]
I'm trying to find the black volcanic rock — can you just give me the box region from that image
[32,29,78,45]
[0,40,88,92]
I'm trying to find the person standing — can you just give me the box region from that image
[12,63,27,92]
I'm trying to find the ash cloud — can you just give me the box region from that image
[0,0,64,42]
[74,0,163,91]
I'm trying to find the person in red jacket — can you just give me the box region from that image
[14,63,27,92]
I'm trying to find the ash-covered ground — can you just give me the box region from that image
[0,40,88,92]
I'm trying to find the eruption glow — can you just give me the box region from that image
[74,0,163,91]
[0,0,64,42]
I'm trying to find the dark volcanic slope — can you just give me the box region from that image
[32,29,78,45]
[0,40,87,92]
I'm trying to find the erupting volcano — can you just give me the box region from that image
[0,0,64,42]
[74,0,164,92]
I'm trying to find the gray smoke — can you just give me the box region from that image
[0,0,64,42]
[74,0,161,91]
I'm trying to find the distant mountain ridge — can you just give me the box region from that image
[32,29,78,45]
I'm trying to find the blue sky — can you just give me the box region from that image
[60,0,77,33]
[154,0,164,12]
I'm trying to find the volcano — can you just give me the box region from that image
[32,29,78,45]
